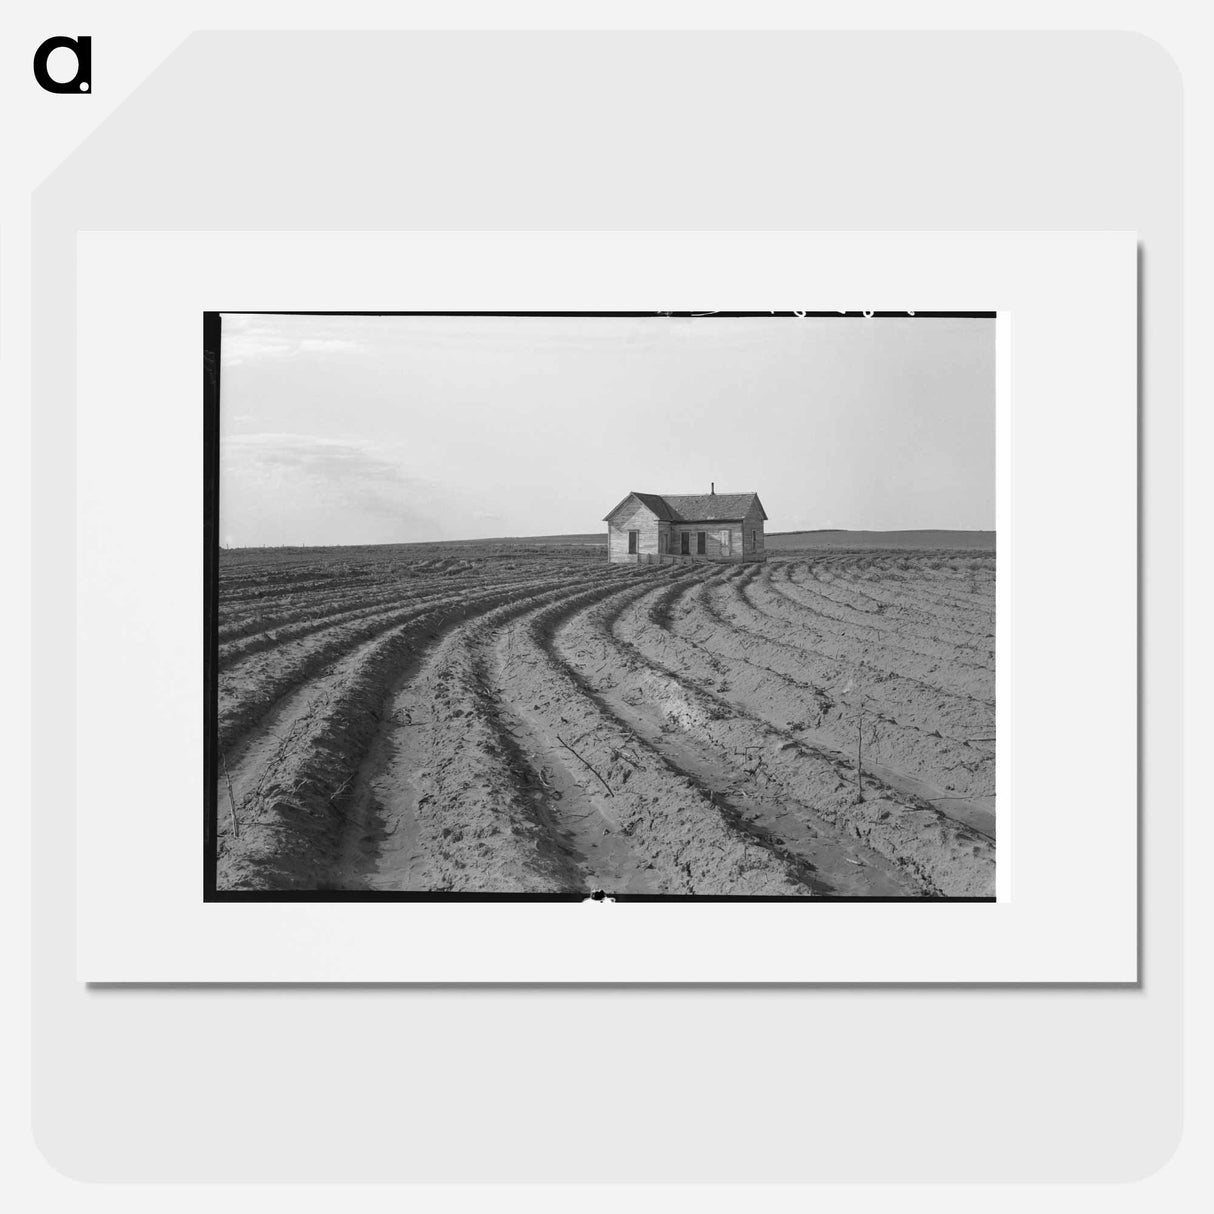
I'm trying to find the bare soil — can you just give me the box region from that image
[215,542,995,896]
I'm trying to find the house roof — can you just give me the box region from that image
[603,491,768,523]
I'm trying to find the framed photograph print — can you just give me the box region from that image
[74,229,1137,982]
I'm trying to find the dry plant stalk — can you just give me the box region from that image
[556,734,615,797]
[221,752,239,838]
[856,706,863,802]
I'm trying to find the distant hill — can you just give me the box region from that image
[446,529,995,551]
[766,529,995,551]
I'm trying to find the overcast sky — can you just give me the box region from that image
[218,313,994,546]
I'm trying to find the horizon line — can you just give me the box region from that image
[218,525,997,550]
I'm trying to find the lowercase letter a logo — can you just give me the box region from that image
[33,36,91,93]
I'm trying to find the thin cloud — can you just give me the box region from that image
[220,433,435,539]
[223,433,416,486]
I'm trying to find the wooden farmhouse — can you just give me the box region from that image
[604,486,768,564]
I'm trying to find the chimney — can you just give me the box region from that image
[711,482,715,495]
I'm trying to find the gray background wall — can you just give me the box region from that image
[29,29,1181,1186]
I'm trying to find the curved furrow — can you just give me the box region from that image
[476,568,819,896]
[832,555,996,616]
[686,581,995,802]
[703,572,993,738]
[217,558,490,610]
[641,572,995,809]
[216,544,996,897]
[807,569,996,647]
[217,564,547,644]
[763,563,995,677]
[794,560,996,649]
[218,571,546,669]
[218,574,482,646]
[326,577,657,894]
[219,573,381,605]
[545,574,922,895]
[724,569,995,716]
[217,573,638,891]
[826,564,997,626]
[708,571,995,729]
[801,553,969,613]
[327,565,814,895]
[576,573,992,896]
[221,590,436,669]
[217,568,625,756]
[742,567,994,703]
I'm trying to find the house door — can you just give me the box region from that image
[718,529,731,556]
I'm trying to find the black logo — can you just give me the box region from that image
[33,36,91,93]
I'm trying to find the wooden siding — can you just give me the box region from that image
[606,498,661,563]
[669,521,741,559]
[742,502,766,557]
[606,493,768,564]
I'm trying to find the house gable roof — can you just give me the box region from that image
[603,491,767,523]
[603,492,672,523]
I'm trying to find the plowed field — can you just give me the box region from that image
[214,543,995,897]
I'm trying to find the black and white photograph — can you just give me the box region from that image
[206,310,997,900]
[21,8,1181,1196]
[20,5,1191,1197]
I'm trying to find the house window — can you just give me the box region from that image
[628,530,639,554]
[751,530,757,549]
[697,531,706,555]
[680,532,690,555]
